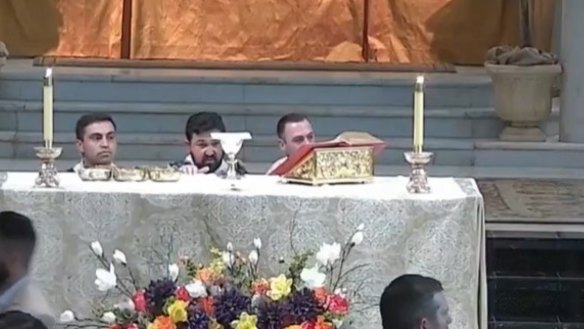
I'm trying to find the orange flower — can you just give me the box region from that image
[285,326,302,329]
[314,316,333,329]
[148,316,176,329]
[196,268,215,283]
[198,296,215,315]
[252,279,270,295]
[313,288,328,305]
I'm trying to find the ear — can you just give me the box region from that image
[420,318,430,329]
[76,139,83,154]
[278,139,286,152]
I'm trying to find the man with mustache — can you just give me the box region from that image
[173,112,245,175]
[0,211,54,328]
[68,113,118,172]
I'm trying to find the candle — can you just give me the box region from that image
[43,68,53,148]
[413,75,424,153]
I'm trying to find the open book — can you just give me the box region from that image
[269,132,386,176]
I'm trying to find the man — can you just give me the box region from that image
[172,112,245,175]
[266,113,314,174]
[0,211,54,328]
[68,113,117,172]
[380,274,452,329]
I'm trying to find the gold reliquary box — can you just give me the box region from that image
[271,132,386,185]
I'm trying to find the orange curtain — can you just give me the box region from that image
[0,0,121,58]
[130,0,362,61]
[0,0,556,65]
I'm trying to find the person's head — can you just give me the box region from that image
[185,112,226,172]
[380,274,451,329]
[75,113,117,167]
[276,113,314,157]
[0,311,48,329]
[0,211,37,291]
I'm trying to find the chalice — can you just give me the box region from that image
[210,132,252,189]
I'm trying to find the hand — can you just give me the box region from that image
[179,165,209,175]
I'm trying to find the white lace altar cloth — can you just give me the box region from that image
[0,173,485,329]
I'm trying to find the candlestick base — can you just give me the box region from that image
[34,146,62,188]
[404,151,433,194]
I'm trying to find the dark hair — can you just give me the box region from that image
[0,311,48,329]
[185,112,226,141]
[75,113,117,140]
[0,211,37,266]
[380,274,444,329]
[276,113,309,139]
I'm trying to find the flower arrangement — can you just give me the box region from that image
[60,225,365,329]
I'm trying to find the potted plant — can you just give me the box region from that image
[484,0,562,142]
[0,41,7,70]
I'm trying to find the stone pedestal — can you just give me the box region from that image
[560,0,584,142]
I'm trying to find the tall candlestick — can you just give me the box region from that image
[43,68,53,148]
[413,75,424,153]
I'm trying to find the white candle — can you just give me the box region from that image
[413,75,424,153]
[43,68,53,148]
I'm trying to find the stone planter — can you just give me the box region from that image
[485,62,562,141]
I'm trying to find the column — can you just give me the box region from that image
[560,0,584,143]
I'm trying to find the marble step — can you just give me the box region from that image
[0,64,493,107]
[0,100,559,139]
[1,131,582,168]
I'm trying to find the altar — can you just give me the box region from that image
[0,172,485,329]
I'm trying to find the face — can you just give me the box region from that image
[0,248,18,290]
[186,130,224,172]
[76,121,117,167]
[421,292,452,329]
[279,120,315,156]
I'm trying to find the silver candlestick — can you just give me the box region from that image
[34,146,62,188]
[404,151,433,194]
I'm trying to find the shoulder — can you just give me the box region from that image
[266,157,287,175]
[9,284,55,328]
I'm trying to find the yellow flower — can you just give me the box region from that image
[231,312,258,329]
[267,274,292,301]
[167,300,188,323]
[210,319,224,329]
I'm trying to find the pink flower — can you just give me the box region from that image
[132,290,147,312]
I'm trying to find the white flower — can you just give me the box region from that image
[227,242,234,251]
[332,319,344,328]
[251,294,262,308]
[185,280,208,298]
[115,299,135,312]
[248,250,259,265]
[351,231,364,246]
[357,223,365,231]
[95,264,116,291]
[101,312,116,324]
[334,288,347,298]
[300,265,326,289]
[253,238,262,249]
[168,263,180,281]
[91,241,104,257]
[222,252,235,268]
[113,249,127,265]
[59,310,75,323]
[316,242,341,266]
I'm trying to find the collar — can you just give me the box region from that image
[183,154,228,173]
[0,276,29,312]
[73,160,115,173]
